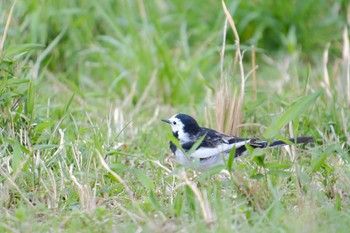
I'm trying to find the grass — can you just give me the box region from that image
[1,0,350,232]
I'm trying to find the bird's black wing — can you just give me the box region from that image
[180,128,248,152]
[200,128,249,146]
[170,127,251,158]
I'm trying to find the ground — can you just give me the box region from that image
[0,0,350,232]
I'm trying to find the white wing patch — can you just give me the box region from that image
[189,140,249,159]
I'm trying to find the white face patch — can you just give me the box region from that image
[168,115,191,143]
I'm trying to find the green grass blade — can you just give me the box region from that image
[64,93,75,114]
[227,146,236,172]
[263,89,323,139]
[188,133,207,155]
[25,80,35,117]
[133,168,155,191]
[4,43,44,58]
[168,133,186,155]
[265,161,293,170]
[311,145,337,173]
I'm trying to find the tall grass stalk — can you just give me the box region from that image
[0,0,16,53]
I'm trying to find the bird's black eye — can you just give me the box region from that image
[173,121,176,125]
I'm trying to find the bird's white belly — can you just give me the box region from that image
[189,141,247,159]
[173,140,250,171]
[174,148,229,171]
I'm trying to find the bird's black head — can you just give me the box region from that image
[162,113,201,142]
[174,114,201,134]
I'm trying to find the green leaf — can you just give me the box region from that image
[168,133,185,154]
[311,145,336,173]
[263,89,323,139]
[253,154,265,167]
[25,80,35,116]
[334,193,342,211]
[133,169,155,191]
[245,143,254,155]
[173,191,184,216]
[104,173,120,182]
[250,173,264,180]
[4,43,44,58]
[265,161,293,170]
[227,146,236,172]
[34,121,53,132]
[333,145,350,164]
[187,133,207,155]
[185,186,196,212]
[64,93,75,114]
[12,140,23,172]
[276,135,293,145]
[267,170,290,177]
[292,118,300,138]
[252,148,265,156]
[14,103,24,122]
[149,191,161,210]
[201,164,225,176]
[303,64,311,95]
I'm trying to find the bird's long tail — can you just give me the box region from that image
[235,137,314,156]
[256,137,314,148]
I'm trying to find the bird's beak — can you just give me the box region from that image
[161,119,171,124]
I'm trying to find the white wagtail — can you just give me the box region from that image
[162,113,313,171]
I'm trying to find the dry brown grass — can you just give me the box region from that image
[0,0,16,54]
[211,1,252,136]
[342,26,350,107]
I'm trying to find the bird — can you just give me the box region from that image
[162,113,313,171]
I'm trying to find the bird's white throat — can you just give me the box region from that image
[176,128,192,143]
